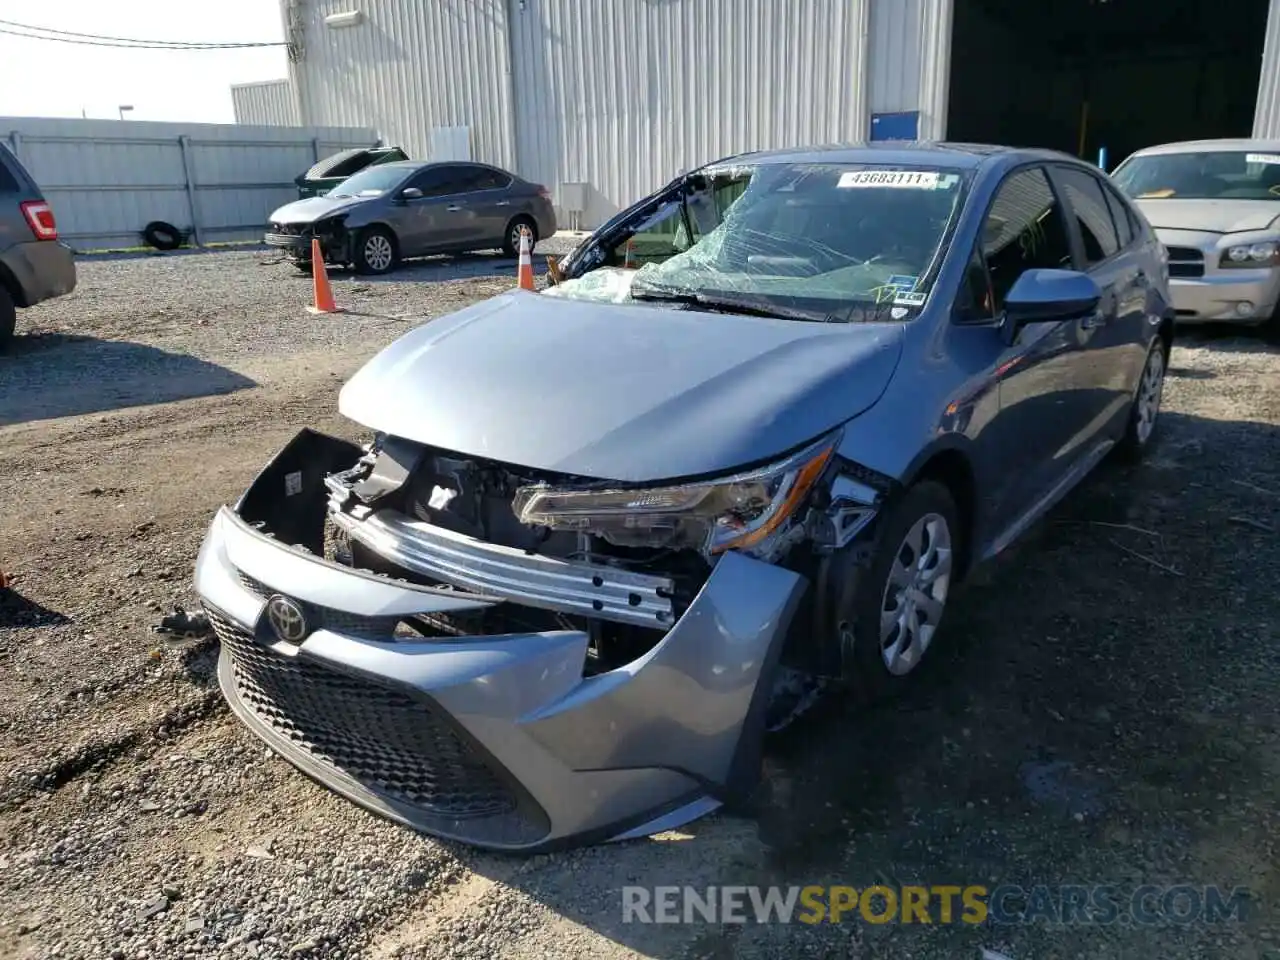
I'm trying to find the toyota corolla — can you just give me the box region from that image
[195,143,1173,852]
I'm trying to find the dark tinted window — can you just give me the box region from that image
[465,166,511,191]
[1058,168,1120,264]
[0,148,22,193]
[408,166,469,197]
[1102,186,1133,248]
[980,167,1074,313]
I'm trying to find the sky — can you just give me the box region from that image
[0,1,289,124]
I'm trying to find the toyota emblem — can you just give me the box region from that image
[265,595,309,644]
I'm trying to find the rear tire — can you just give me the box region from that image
[1116,338,1166,461]
[353,226,398,275]
[502,216,536,258]
[0,286,15,353]
[835,480,960,704]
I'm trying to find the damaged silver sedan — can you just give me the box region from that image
[196,143,1173,852]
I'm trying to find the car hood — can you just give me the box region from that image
[268,195,367,224]
[339,291,905,483]
[1133,198,1280,234]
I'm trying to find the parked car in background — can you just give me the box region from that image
[199,143,1172,852]
[1112,138,1280,332]
[294,146,409,200]
[0,144,76,351]
[265,160,558,275]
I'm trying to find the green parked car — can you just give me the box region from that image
[295,146,409,199]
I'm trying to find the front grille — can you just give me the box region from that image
[236,571,399,637]
[206,606,517,820]
[1165,246,1205,278]
[269,222,308,236]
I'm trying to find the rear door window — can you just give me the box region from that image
[0,148,23,193]
[1101,183,1134,248]
[1056,167,1120,265]
[467,167,511,191]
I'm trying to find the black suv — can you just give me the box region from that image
[0,144,76,350]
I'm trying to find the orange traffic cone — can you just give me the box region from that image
[624,238,637,269]
[516,227,535,291]
[306,237,343,314]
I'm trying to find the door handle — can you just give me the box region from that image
[495,200,511,207]
[446,205,463,212]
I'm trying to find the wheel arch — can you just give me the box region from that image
[898,439,979,582]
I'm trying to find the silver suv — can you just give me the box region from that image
[0,144,76,351]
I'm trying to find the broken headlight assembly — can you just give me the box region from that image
[511,435,837,556]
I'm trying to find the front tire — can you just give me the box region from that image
[1116,338,1166,460]
[835,481,959,703]
[353,226,398,275]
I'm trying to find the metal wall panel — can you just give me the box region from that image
[1254,0,1280,137]
[3,117,375,250]
[286,0,517,169]
[868,0,952,141]
[507,0,871,227]
[231,79,299,127]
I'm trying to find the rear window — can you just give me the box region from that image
[1113,150,1280,201]
[0,147,23,194]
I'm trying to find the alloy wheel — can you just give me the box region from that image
[879,512,953,676]
[1135,346,1165,445]
[364,234,394,272]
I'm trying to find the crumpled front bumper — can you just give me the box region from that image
[194,429,807,852]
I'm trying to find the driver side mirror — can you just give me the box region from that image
[399,187,424,202]
[1001,268,1101,344]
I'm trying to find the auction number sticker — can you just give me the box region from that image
[1247,153,1280,165]
[839,170,942,189]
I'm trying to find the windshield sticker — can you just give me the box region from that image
[886,274,919,291]
[890,306,909,320]
[838,170,956,190]
[1247,153,1280,165]
[894,291,928,306]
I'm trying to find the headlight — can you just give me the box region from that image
[511,436,837,555]
[1220,241,1279,267]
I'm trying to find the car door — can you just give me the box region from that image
[1047,164,1141,445]
[456,166,517,248]
[425,164,498,250]
[394,166,461,256]
[971,165,1098,531]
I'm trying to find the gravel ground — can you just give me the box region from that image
[0,250,1277,960]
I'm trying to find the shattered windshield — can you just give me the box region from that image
[1112,151,1280,201]
[326,166,410,199]
[552,161,969,321]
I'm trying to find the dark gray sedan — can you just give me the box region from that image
[199,143,1172,852]
[264,160,557,274]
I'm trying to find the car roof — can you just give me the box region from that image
[1126,138,1280,158]
[706,141,1084,171]
[378,159,513,174]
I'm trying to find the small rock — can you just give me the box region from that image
[17,918,43,935]
[137,897,170,921]
[139,799,161,812]
[289,939,319,955]
[1073,812,1085,823]
[246,838,276,860]
[184,918,205,934]
[162,884,182,900]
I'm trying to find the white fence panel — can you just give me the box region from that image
[2,117,378,251]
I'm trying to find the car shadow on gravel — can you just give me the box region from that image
[472,411,1279,959]
[0,335,256,426]
[0,587,69,629]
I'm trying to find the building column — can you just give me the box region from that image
[917,0,954,141]
[1254,0,1280,137]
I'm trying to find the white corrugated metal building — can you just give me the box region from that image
[265,0,1280,228]
[231,79,299,127]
